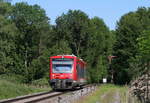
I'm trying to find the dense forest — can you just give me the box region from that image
[0,1,149,84]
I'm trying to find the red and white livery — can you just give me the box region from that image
[49,55,86,90]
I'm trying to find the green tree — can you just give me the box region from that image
[137,29,150,73]
[113,7,150,84]
[137,30,150,62]
[86,17,113,83]
[0,1,18,74]
[53,11,113,83]
[54,10,91,57]
[11,2,50,82]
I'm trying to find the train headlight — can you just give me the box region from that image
[70,74,73,77]
[73,80,76,83]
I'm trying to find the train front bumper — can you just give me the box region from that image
[49,79,75,89]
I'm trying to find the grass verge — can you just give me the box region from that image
[0,75,51,100]
[75,84,128,103]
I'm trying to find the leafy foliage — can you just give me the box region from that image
[137,30,150,61]
[132,29,150,76]
[10,2,50,82]
[1,1,148,85]
[113,7,150,84]
[54,10,91,57]
[86,17,113,83]
[0,2,18,74]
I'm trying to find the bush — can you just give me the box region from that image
[31,78,49,87]
[0,79,50,99]
[0,74,25,83]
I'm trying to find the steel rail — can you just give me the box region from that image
[0,84,97,103]
[25,92,65,103]
[0,91,63,103]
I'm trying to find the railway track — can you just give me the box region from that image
[0,85,97,103]
[0,91,64,103]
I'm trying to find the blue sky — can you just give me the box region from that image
[12,0,150,30]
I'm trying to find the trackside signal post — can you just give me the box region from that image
[108,56,117,83]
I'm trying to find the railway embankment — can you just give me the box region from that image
[0,85,97,103]
[130,71,150,103]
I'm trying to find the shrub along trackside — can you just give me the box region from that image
[0,2,150,102]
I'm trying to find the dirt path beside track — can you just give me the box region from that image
[74,84,140,103]
[100,89,121,103]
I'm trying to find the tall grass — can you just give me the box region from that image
[0,74,50,100]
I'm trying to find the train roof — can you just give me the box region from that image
[50,54,76,58]
[50,54,86,64]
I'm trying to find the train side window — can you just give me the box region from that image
[81,67,83,78]
[80,65,83,78]
[84,66,86,78]
[77,64,80,78]
[78,64,82,78]
[79,64,81,78]
[77,63,85,78]
[83,67,84,78]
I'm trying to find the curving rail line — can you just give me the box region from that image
[0,91,64,103]
[0,84,97,103]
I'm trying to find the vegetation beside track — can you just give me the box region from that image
[0,0,150,87]
[0,3,149,103]
[0,75,50,100]
[76,84,131,103]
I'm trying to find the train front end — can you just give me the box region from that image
[49,55,76,90]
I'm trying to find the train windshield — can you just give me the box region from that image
[52,58,73,73]
[53,64,72,73]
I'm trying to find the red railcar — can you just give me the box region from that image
[49,55,86,90]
